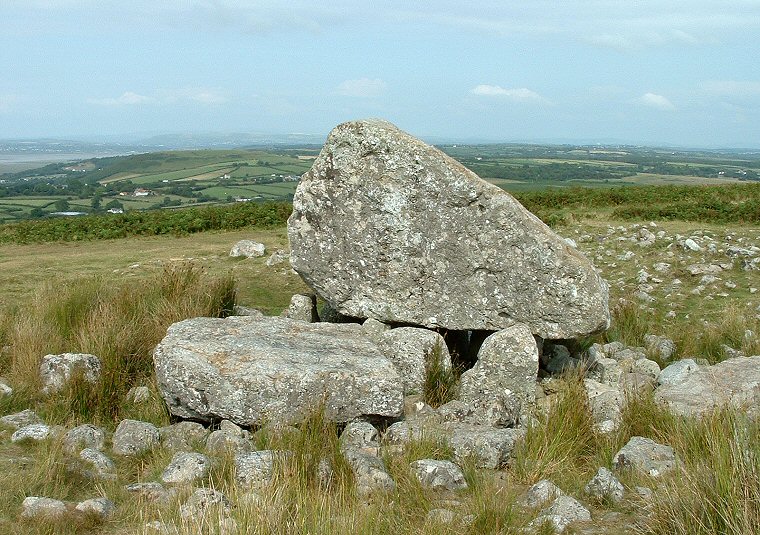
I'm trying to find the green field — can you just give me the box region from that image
[0,143,758,223]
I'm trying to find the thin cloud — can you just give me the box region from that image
[470,85,547,103]
[0,94,20,113]
[701,80,760,96]
[168,87,228,104]
[336,78,387,98]
[639,92,675,110]
[87,91,154,106]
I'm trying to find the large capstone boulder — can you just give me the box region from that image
[153,316,404,426]
[288,119,609,339]
[654,355,760,417]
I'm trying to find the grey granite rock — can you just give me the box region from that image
[288,119,609,339]
[160,421,209,452]
[229,240,266,258]
[11,423,52,443]
[39,353,101,395]
[79,448,117,480]
[75,497,115,519]
[459,324,539,424]
[63,425,106,453]
[445,424,524,469]
[342,446,396,495]
[179,488,230,519]
[531,495,592,533]
[287,293,319,323]
[378,327,451,395]
[21,496,67,520]
[153,316,404,426]
[339,421,380,451]
[0,409,42,429]
[654,356,760,417]
[409,459,468,491]
[161,452,212,485]
[657,359,699,387]
[234,450,288,488]
[584,467,624,503]
[520,479,564,508]
[613,436,676,477]
[112,419,159,456]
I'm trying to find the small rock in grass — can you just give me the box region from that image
[21,496,67,520]
[63,424,105,453]
[410,459,468,491]
[340,421,380,452]
[0,409,42,429]
[531,495,592,533]
[584,467,624,503]
[79,448,117,480]
[613,436,676,477]
[161,452,212,485]
[426,508,455,524]
[12,423,52,443]
[39,353,101,395]
[112,419,159,456]
[229,240,266,258]
[74,497,115,519]
[125,482,175,505]
[179,488,230,519]
[126,386,151,404]
[520,479,564,508]
[160,421,209,452]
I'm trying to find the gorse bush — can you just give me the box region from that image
[1,263,235,424]
[0,201,292,244]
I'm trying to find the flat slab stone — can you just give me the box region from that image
[153,316,404,426]
[288,119,609,338]
[654,355,760,417]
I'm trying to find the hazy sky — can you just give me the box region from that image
[2,1,759,147]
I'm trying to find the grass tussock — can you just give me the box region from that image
[1,262,235,425]
[512,371,601,489]
[604,299,656,348]
[423,341,459,409]
[644,411,760,535]
[676,305,760,363]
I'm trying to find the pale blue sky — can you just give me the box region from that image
[1,1,759,147]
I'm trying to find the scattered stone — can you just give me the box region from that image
[630,358,661,380]
[126,386,151,404]
[11,423,52,443]
[653,262,671,273]
[179,488,230,519]
[21,496,67,520]
[287,119,610,339]
[229,240,266,258]
[231,305,265,318]
[437,397,519,429]
[154,316,404,426]
[160,421,210,452]
[63,425,105,453]
[39,353,101,395]
[410,459,468,491]
[584,380,623,433]
[361,318,391,338]
[445,424,524,469]
[342,447,396,495]
[426,508,455,524]
[235,450,286,488]
[657,359,699,387]
[339,421,380,452]
[266,249,290,266]
[655,356,760,417]
[161,452,212,485]
[79,448,117,480]
[206,430,252,455]
[520,479,564,508]
[644,334,676,361]
[459,324,539,424]
[287,293,319,323]
[586,358,623,385]
[125,482,174,505]
[531,495,592,533]
[378,327,451,395]
[613,436,676,477]
[383,420,428,445]
[75,497,115,519]
[584,467,624,503]
[683,239,701,252]
[112,419,159,456]
[144,520,179,534]
[0,380,12,396]
[687,264,722,276]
